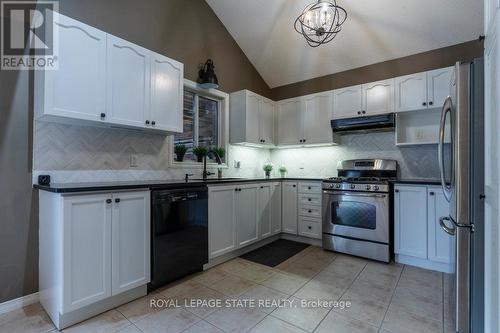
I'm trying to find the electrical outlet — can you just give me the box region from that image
[130,154,138,167]
[233,160,241,168]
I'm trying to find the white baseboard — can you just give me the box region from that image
[395,254,453,273]
[0,292,40,315]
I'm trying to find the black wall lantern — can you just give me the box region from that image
[197,59,219,89]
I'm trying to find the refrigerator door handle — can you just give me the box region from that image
[438,96,453,202]
[439,216,456,236]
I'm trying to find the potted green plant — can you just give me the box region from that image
[263,162,273,179]
[174,144,188,162]
[193,146,208,162]
[279,165,287,178]
[210,147,226,161]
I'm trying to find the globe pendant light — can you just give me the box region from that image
[294,0,347,47]
[197,59,219,89]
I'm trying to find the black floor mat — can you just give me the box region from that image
[240,240,310,267]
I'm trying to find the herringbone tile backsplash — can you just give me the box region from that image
[34,121,445,182]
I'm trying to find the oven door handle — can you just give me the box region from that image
[324,191,387,198]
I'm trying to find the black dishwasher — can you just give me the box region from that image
[149,186,208,292]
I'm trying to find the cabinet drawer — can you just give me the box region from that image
[298,205,321,218]
[298,193,321,206]
[298,182,322,194]
[298,217,322,239]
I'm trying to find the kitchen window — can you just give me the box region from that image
[171,80,228,166]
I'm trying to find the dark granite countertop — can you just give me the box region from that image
[34,177,324,193]
[391,179,443,186]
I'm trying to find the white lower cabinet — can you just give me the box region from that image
[39,190,150,329]
[258,183,273,239]
[282,182,298,234]
[208,185,236,258]
[271,182,282,234]
[394,184,452,272]
[236,184,259,247]
[297,182,322,239]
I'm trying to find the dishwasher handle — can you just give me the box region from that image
[152,187,208,204]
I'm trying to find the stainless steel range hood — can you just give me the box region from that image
[331,113,395,134]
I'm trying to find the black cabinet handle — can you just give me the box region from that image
[106,199,112,204]
[260,186,264,189]
[429,101,433,106]
[308,210,312,213]
[292,184,296,188]
[263,139,265,143]
[151,121,156,126]
[480,194,486,199]
[115,198,120,203]
[362,111,366,114]
[308,186,311,189]
[145,120,150,125]
[100,113,106,119]
[422,102,427,106]
[429,192,435,196]
[303,139,306,143]
[308,226,312,230]
[357,111,361,115]
[395,189,399,193]
[308,198,312,201]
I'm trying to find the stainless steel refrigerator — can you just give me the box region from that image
[438,59,484,333]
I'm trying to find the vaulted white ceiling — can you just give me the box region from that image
[206,0,483,88]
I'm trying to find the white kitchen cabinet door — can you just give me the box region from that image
[111,191,150,296]
[236,184,259,247]
[208,186,236,258]
[40,12,107,122]
[62,194,112,313]
[260,97,275,145]
[394,185,428,259]
[282,182,298,235]
[277,99,304,145]
[271,182,282,235]
[149,53,184,133]
[246,91,262,144]
[258,183,272,239]
[395,72,428,112]
[362,79,395,116]
[333,85,362,119]
[427,67,454,109]
[107,35,150,128]
[304,92,334,144]
[427,187,452,264]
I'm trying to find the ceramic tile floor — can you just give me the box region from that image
[0,246,455,333]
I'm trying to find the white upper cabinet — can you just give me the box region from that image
[303,92,334,144]
[35,12,183,133]
[333,85,362,119]
[395,72,428,112]
[277,98,303,145]
[149,53,184,132]
[106,35,150,128]
[362,79,395,116]
[427,67,454,109]
[36,12,107,122]
[260,97,275,145]
[230,90,275,146]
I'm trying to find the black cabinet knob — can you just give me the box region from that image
[106,199,112,204]
[100,113,106,119]
[308,198,312,201]
[145,120,150,125]
[308,226,312,230]
[308,186,311,189]
[357,111,361,115]
[362,111,366,114]
[303,139,306,143]
[308,210,312,213]
[263,139,265,143]
[115,198,120,203]
[429,101,433,106]
[429,192,435,196]
[395,189,399,193]
[151,121,156,126]
[292,184,296,188]
[422,102,427,106]
[260,186,264,189]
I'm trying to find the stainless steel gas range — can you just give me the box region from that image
[322,159,397,262]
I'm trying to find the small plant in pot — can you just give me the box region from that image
[193,146,208,162]
[279,165,287,178]
[210,147,226,163]
[263,162,273,179]
[174,144,188,162]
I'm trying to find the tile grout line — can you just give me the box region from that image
[378,264,405,331]
[309,258,369,332]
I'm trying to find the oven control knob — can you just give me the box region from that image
[373,185,380,191]
[365,185,371,190]
[350,184,356,190]
[336,184,341,189]
[329,184,334,189]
